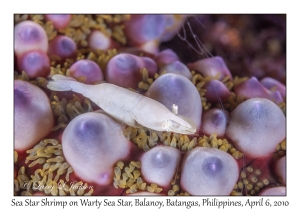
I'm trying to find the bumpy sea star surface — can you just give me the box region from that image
[14,14,286,196]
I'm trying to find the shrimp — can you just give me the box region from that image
[47,75,196,134]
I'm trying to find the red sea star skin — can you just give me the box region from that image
[180,147,239,195]
[61,111,131,186]
[146,73,202,132]
[48,35,77,61]
[44,14,71,30]
[17,50,50,79]
[68,59,103,84]
[14,20,48,57]
[14,80,54,151]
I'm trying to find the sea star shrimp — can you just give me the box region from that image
[47,74,196,135]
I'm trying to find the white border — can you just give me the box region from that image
[1,0,299,209]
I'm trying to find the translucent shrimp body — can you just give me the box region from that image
[47,75,196,134]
